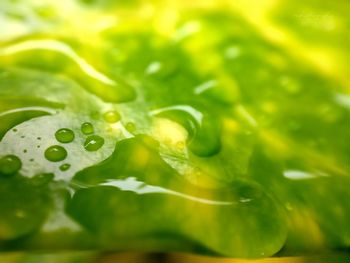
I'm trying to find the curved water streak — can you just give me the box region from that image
[0,39,115,85]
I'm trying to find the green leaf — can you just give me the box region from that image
[0,0,350,259]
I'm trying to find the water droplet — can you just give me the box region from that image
[151,107,220,156]
[189,115,221,157]
[84,135,104,151]
[125,122,136,133]
[55,128,75,143]
[151,108,198,138]
[59,163,71,171]
[44,145,67,162]
[0,155,22,176]
[103,111,121,123]
[81,122,94,135]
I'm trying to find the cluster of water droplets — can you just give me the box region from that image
[0,109,129,178]
[0,36,227,189]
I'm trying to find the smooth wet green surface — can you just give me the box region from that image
[0,175,51,241]
[0,0,350,260]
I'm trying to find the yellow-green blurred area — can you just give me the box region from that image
[1,0,349,86]
[1,252,350,263]
[1,0,350,262]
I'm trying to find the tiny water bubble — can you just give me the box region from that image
[59,163,71,171]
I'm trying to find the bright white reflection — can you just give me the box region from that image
[145,61,162,75]
[335,93,350,110]
[0,106,57,118]
[194,79,217,95]
[100,177,233,205]
[150,105,203,125]
[283,170,328,180]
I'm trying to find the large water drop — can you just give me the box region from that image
[0,155,22,176]
[103,111,121,123]
[44,145,68,162]
[84,135,105,151]
[55,128,75,143]
[81,122,94,135]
